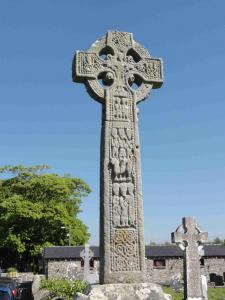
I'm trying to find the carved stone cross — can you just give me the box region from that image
[73,31,163,284]
[80,244,94,283]
[171,217,208,300]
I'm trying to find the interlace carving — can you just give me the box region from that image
[73,31,163,102]
[111,229,139,272]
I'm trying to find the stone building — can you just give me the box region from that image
[42,244,225,285]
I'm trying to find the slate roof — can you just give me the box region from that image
[204,245,225,257]
[43,244,225,260]
[145,245,183,258]
[43,246,99,259]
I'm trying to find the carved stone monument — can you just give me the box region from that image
[171,217,208,300]
[80,244,99,284]
[73,31,170,299]
[80,244,94,282]
[73,30,163,284]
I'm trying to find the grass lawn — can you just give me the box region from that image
[163,286,225,300]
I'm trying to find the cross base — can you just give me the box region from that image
[75,283,172,300]
[100,270,146,284]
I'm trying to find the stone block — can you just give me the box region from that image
[74,283,172,300]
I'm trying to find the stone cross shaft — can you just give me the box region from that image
[171,217,208,300]
[73,31,163,284]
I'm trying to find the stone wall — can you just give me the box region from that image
[47,259,99,280]
[18,272,35,282]
[201,257,225,279]
[146,257,225,284]
[146,258,183,284]
[46,257,225,284]
[47,259,80,279]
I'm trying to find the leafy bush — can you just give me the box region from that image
[7,267,18,273]
[7,267,18,277]
[41,278,87,300]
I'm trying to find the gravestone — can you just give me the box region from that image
[209,273,217,283]
[66,262,78,281]
[170,273,183,292]
[171,217,208,300]
[80,244,94,282]
[80,244,99,284]
[73,30,172,300]
[215,275,224,287]
[201,275,208,300]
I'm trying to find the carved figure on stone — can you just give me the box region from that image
[121,98,129,119]
[118,147,127,176]
[110,147,133,181]
[125,127,132,141]
[114,97,122,119]
[120,183,129,227]
[118,128,126,147]
[110,156,120,181]
[126,156,133,180]
[127,182,135,226]
[112,183,121,227]
[111,128,119,158]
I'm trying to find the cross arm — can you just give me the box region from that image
[171,230,186,244]
[73,51,106,83]
[134,58,163,88]
[195,224,208,244]
[171,225,186,244]
[198,232,208,244]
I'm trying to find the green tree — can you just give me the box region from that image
[149,241,157,245]
[0,165,91,271]
[212,237,224,245]
[163,241,172,245]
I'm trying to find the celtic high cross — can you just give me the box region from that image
[73,31,163,284]
[171,217,208,299]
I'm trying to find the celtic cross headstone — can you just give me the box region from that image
[80,244,94,283]
[171,217,208,300]
[72,31,163,284]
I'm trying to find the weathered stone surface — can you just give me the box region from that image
[72,30,163,284]
[170,273,183,292]
[47,259,100,281]
[80,244,98,284]
[201,275,208,300]
[32,275,52,300]
[46,254,225,286]
[171,217,208,300]
[74,283,172,300]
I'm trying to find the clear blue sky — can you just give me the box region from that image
[0,0,225,244]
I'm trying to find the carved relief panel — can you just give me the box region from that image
[111,229,139,272]
[107,85,140,272]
